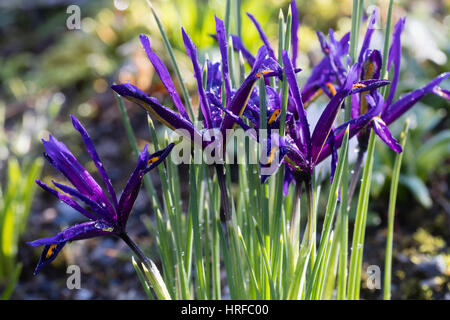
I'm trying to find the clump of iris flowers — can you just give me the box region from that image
[27,0,450,300]
[309,10,450,199]
[112,16,282,221]
[28,115,174,275]
[111,11,390,222]
[228,3,449,193]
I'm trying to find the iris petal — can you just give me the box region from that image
[117,146,148,228]
[31,242,66,275]
[220,46,280,138]
[282,50,312,160]
[310,65,359,164]
[358,9,378,66]
[36,180,98,221]
[71,115,118,212]
[28,221,113,274]
[372,117,402,153]
[246,12,277,60]
[385,18,406,107]
[182,28,213,129]
[382,72,450,125]
[52,180,115,223]
[317,91,384,164]
[214,16,232,106]
[111,83,204,147]
[118,143,174,228]
[229,34,256,66]
[139,34,190,120]
[42,135,115,219]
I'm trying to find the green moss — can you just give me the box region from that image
[412,228,445,255]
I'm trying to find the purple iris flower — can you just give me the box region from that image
[27,115,174,275]
[249,57,388,186]
[229,1,344,111]
[318,16,450,162]
[269,53,388,184]
[112,17,281,152]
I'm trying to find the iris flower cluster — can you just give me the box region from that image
[314,11,449,162]
[29,1,449,275]
[111,1,445,195]
[112,16,281,220]
[112,1,449,205]
[232,4,449,192]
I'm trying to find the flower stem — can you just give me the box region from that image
[337,159,349,300]
[236,0,242,39]
[348,130,376,299]
[290,181,302,236]
[381,0,395,80]
[120,233,150,267]
[215,163,231,222]
[305,175,316,266]
[347,145,366,207]
[384,119,409,300]
[120,232,171,300]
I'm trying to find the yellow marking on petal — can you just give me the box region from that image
[360,94,369,115]
[304,89,323,109]
[46,244,57,259]
[267,146,279,164]
[373,116,386,126]
[434,87,450,99]
[147,156,160,166]
[127,96,177,132]
[231,82,258,131]
[363,62,375,80]
[352,83,366,89]
[326,82,337,96]
[268,109,281,125]
[285,156,302,172]
[313,106,342,164]
[256,70,274,78]
[224,81,259,144]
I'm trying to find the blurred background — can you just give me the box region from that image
[0,0,448,299]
